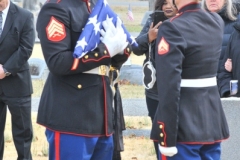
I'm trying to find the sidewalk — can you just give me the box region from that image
[32,98,148,116]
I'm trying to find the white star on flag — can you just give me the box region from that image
[87,15,98,26]
[76,37,87,49]
[93,22,101,35]
[106,14,113,23]
[130,35,135,45]
[103,0,108,6]
[73,0,138,59]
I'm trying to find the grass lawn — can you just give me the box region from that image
[4,113,156,160]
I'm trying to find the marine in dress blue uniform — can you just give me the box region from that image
[36,0,132,159]
[150,1,229,159]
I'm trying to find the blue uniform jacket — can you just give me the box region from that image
[36,0,131,136]
[150,3,229,147]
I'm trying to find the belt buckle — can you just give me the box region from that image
[99,65,108,76]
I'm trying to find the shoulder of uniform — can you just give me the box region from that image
[169,12,183,22]
[40,0,68,12]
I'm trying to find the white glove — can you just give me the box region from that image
[158,145,178,157]
[100,18,128,57]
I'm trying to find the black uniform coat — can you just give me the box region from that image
[218,21,240,97]
[0,2,34,97]
[36,0,131,136]
[150,3,229,147]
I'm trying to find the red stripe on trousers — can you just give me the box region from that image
[162,154,167,160]
[55,131,60,160]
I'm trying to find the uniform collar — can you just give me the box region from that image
[178,2,201,14]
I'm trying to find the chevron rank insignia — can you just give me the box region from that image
[158,37,169,55]
[46,16,66,42]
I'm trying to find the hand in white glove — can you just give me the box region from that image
[100,18,128,57]
[158,145,178,157]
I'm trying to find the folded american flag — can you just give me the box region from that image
[73,0,138,59]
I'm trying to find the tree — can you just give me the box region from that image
[23,0,38,11]
[149,0,156,11]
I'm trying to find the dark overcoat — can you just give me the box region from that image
[0,2,34,97]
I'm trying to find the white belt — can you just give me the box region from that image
[180,77,217,87]
[83,65,109,76]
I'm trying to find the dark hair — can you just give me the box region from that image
[154,0,165,11]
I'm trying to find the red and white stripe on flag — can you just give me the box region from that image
[127,4,134,21]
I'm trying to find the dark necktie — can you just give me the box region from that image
[0,12,2,36]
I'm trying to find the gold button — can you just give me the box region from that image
[94,53,98,57]
[104,50,107,54]
[84,55,89,59]
[77,84,82,89]
[88,2,91,6]
[159,125,163,129]
[161,142,164,146]
[160,133,164,137]
[126,48,130,52]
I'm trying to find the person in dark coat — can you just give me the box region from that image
[201,0,240,96]
[36,0,132,159]
[151,0,229,159]
[132,0,177,159]
[218,21,240,97]
[0,0,35,159]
